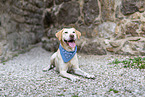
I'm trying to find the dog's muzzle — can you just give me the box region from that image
[64,38,76,48]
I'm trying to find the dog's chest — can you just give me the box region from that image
[67,55,77,67]
[67,61,74,71]
[59,45,77,63]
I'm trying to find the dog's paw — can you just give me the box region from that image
[86,74,95,79]
[42,68,48,72]
[71,77,80,82]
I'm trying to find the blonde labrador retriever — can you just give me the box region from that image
[43,28,95,81]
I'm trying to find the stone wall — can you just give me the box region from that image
[0,0,44,62]
[42,0,145,55]
[0,0,145,62]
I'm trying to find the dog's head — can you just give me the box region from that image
[55,28,81,48]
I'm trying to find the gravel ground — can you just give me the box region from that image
[0,46,145,97]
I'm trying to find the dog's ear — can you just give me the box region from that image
[75,29,81,39]
[55,29,64,41]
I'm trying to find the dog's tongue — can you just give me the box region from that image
[68,42,76,48]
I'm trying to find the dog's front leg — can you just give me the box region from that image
[73,67,95,79]
[58,62,79,81]
[60,71,79,81]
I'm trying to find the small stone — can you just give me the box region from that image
[139,8,144,12]
[130,12,141,20]
[141,26,145,32]
[106,47,114,52]
[115,26,119,34]
[110,42,120,48]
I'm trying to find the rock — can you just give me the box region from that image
[114,24,126,39]
[0,44,2,56]
[130,42,142,51]
[97,22,116,39]
[121,43,135,55]
[130,12,142,20]
[57,1,80,25]
[104,39,110,45]
[1,0,145,61]
[55,0,63,5]
[110,41,120,48]
[7,32,36,51]
[115,25,120,34]
[33,0,44,8]
[80,41,107,55]
[42,38,59,52]
[0,14,17,34]
[76,25,95,38]
[0,27,6,40]
[121,0,139,15]
[140,51,145,55]
[125,22,139,36]
[143,13,145,17]
[113,37,145,55]
[139,8,144,13]
[120,40,143,55]
[83,0,99,25]
[43,11,54,28]
[55,0,71,5]
[143,44,145,50]
[46,28,58,38]
[100,0,115,21]
[140,32,145,37]
[140,24,145,36]
[45,0,53,8]
[106,47,114,52]
[121,0,145,15]
[141,25,145,32]
[115,5,120,18]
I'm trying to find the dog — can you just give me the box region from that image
[43,28,95,81]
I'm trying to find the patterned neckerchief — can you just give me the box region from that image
[59,44,77,63]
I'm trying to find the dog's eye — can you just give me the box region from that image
[64,32,68,33]
[73,31,75,33]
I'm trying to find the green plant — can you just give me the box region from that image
[110,56,145,69]
[3,63,5,65]
[72,95,79,97]
[108,88,119,93]
[112,59,121,64]
[57,94,65,96]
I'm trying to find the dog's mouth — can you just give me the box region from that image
[64,39,76,48]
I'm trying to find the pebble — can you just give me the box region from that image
[0,47,144,96]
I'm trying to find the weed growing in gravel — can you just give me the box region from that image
[1,57,7,63]
[72,95,79,97]
[2,63,5,65]
[57,94,65,96]
[108,88,119,93]
[110,56,145,69]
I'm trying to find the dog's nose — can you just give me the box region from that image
[70,34,74,38]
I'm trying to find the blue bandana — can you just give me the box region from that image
[59,44,77,63]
